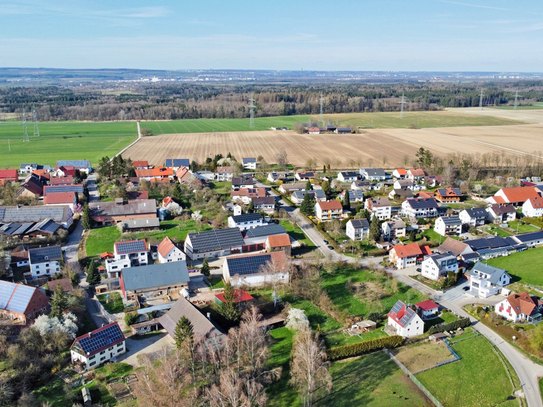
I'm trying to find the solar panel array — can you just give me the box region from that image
[165,158,190,167]
[244,224,286,238]
[115,240,147,254]
[57,160,90,168]
[77,323,124,355]
[0,206,68,223]
[514,231,543,243]
[350,219,369,229]
[468,236,510,251]
[231,213,262,223]
[8,285,35,314]
[189,228,244,253]
[29,246,62,263]
[227,254,272,276]
[400,308,416,326]
[0,281,17,309]
[43,185,84,196]
[407,198,439,209]
[390,300,404,315]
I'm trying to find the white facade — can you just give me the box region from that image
[494,295,541,323]
[434,217,462,237]
[158,247,186,263]
[459,209,487,227]
[365,198,392,220]
[346,219,370,241]
[387,313,424,338]
[522,198,543,218]
[30,260,61,278]
[105,258,131,278]
[71,341,126,370]
[469,263,511,298]
[337,172,358,182]
[421,253,458,281]
[401,199,439,219]
[382,219,406,241]
[242,159,257,170]
[227,216,266,231]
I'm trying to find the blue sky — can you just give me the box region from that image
[1,0,542,71]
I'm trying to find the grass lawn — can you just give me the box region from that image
[424,312,458,330]
[0,121,137,169]
[97,292,124,314]
[423,229,459,243]
[279,220,317,253]
[34,376,68,407]
[323,327,388,348]
[207,276,225,289]
[487,246,543,286]
[416,332,518,407]
[508,221,539,234]
[486,225,513,237]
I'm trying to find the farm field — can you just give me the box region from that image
[487,246,543,287]
[0,121,137,168]
[124,122,543,168]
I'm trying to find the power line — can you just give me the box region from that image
[22,108,30,142]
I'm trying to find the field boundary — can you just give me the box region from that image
[113,121,142,161]
[411,339,460,374]
[384,348,444,407]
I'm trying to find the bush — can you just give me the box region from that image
[427,317,471,335]
[367,312,382,322]
[327,335,405,360]
[124,312,139,326]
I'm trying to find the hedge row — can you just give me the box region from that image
[327,335,404,360]
[522,217,543,229]
[427,317,471,335]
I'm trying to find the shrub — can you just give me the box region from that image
[367,312,382,322]
[427,317,471,335]
[124,312,139,326]
[327,335,404,360]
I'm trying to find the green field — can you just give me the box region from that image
[141,111,521,135]
[416,332,519,407]
[97,292,124,314]
[0,121,137,168]
[487,246,543,286]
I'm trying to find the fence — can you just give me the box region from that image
[384,349,444,407]
[412,339,460,374]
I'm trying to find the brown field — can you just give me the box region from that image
[392,341,456,373]
[124,122,543,168]
[446,106,543,124]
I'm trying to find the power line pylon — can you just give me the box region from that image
[32,105,40,137]
[22,108,30,142]
[398,91,407,118]
[249,95,255,128]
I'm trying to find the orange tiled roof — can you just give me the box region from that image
[504,291,537,317]
[392,242,422,258]
[317,200,343,211]
[267,234,291,248]
[157,236,176,258]
[498,187,540,204]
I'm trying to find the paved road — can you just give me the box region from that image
[84,295,110,328]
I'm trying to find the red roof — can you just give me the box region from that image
[162,196,174,207]
[71,322,125,357]
[409,168,425,177]
[101,252,114,259]
[50,175,73,185]
[497,187,540,204]
[44,191,75,205]
[133,161,148,168]
[528,197,543,208]
[0,169,18,180]
[157,237,176,258]
[395,169,407,175]
[317,200,343,211]
[416,300,439,311]
[267,234,291,248]
[215,289,254,303]
[421,245,432,256]
[135,167,174,178]
[392,242,422,258]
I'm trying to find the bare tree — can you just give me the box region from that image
[275,149,288,169]
[259,257,291,307]
[290,329,332,407]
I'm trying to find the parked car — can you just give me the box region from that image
[323,240,329,245]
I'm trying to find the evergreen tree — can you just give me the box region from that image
[50,284,68,318]
[323,165,326,174]
[321,180,331,198]
[201,257,210,277]
[86,261,101,286]
[174,316,194,349]
[300,193,315,216]
[342,191,351,209]
[97,156,111,180]
[248,199,255,213]
[370,215,381,242]
[305,180,312,191]
[81,203,93,230]
[218,282,241,323]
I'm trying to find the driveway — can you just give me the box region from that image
[116,332,174,367]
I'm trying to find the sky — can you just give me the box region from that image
[0,0,542,71]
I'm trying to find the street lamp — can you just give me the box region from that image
[512,335,516,345]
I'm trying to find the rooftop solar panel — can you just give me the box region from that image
[231,213,263,223]
[391,300,403,315]
[244,224,286,238]
[227,254,272,276]
[189,228,244,253]
[43,185,84,196]
[7,285,35,314]
[0,281,17,309]
[57,160,90,168]
[515,231,543,242]
[115,240,147,254]
[0,206,69,223]
[29,246,63,263]
[76,323,125,356]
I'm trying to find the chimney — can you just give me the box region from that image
[207,312,211,320]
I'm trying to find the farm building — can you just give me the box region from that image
[0,281,50,324]
[89,199,157,226]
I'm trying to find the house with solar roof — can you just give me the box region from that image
[29,245,63,278]
[157,236,186,263]
[228,213,267,231]
[56,160,92,174]
[106,239,149,278]
[242,157,257,170]
[185,228,245,260]
[0,205,73,229]
[70,322,126,370]
[223,251,289,287]
[401,198,440,219]
[346,219,370,241]
[242,224,288,252]
[0,281,50,323]
[387,300,424,337]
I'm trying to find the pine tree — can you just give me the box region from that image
[342,191,351,209]
[50,283,68,318]
[300,193,315,216]
[201,257,210,277]
[248,199,255,213]
[218,282,241,323]
[174,316,194,349]
[305,180,312,191]
[370,215,381,242]
[86,261,101,286]
[81,203,93,230]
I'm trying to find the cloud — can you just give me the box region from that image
[121,7,169,18]
[436,1,508,11]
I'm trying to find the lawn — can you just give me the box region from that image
[416,332,518,407]
[424,312,458,330]
[0,120,137,168]
[33,376,68,407]
[279,220,317,253]
[207,276,225,289]
[486,225,513,237]
[487,246,543,286]
[393,340,456,373]
[507,221,539,234]
[423,229,460,243]
[323,327,388,348]
[97,292,124,314]
[141,111,520,136]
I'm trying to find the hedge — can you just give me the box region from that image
[327,335,405,360]
[427,317,471,335]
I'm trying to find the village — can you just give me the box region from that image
[2,150,543,407]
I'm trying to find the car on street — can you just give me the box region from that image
[463,286,470,291]
[327,245,334,250]
[323,240,329,244]
[416,268,421,272]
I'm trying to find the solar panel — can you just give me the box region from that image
[400,308,415,326]
[244,224,286,238]
[43,185,84,196]
[515,231,543,242]
[1,206,68,223]
[227,254,272,276]
[29,246,62,263]
[231,213,262,223]
[0,281,16,309]
[57,160,90,168]
[390,300,404,315]
[78,323,124,355]
[115,240,147,254]
[7,285,35,314]
[189,228,244,253]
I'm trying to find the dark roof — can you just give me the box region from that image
[89,199,156,218]
[71,322,125,357]
[28,246,62,263]
[388,300,417,327]
[231,213,263,224]
[121,218,160,229]
[19,177,44,196]
[465,207,487,218]
[439,216,461,225]
[243,224,287,238]
[467,236,513,251]
[43,185,84,196]
[252,196,275,205]
[362,168,386,177]
[406,198,439,209]
[350,219,370,229]
[225,251,288,277]
[187,228,244,253]
[56,160,91,169]
[336,128,352,132]
[165,158,190,168]
[115,239,148,254]
[489,204,516,214]
[339,171,358,177]
[232,176,255,186]
[121,262,190,291]
[242,157,257,163]
[437,188,462,196]
[27,218,61,235]
[514,231,543,243]
[394,189,414,198]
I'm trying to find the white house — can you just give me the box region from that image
[486,204,517,224]
[157,237,186,263]
[337,171,359,183]
[401,198,439,219]
[387,300,424,338]
[393,169,407,179]
[223,251,289,287]
[522,197,543,218]
[468,262,511,298]
[70,322,126,370]
[295,171,315,181]
[393,179,415,190]
[351,180,372,192]
[216,166,234,181]
[382,218,406,241]
[359,168,386,181]
[29,246,63,278]
[314,200,343,221]
[389,242,431,269]
[415,300,440,320]
[252,196,276,213]
[421,252,458,281]
[346,219,370,241]
[512,231,543,248]
[459,207,487,227]
[106,239,149,278]
[365,197,392,220]
[290,189,326,205]
[340,189,365,204]
[494,292,542,323]
[407,168,425,181]
[434,216,462,237]
[228,213,267,231]
[242,158,257,170]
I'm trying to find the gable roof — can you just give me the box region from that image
[0,281,49,315]
[503,291,538,317]
[253,196,275,205]
[388,300,418,327]
[188,228,244,253]
[438,216,461,225]
[242,157,256,163]
[436,188,463,197]
[513,231,543,244]
[89,199,157,219]
[28,245,62,263]
[43,184,84,196]
[49,176,74,185]
[115,239,148,255]
[395,169,407,175]
[266,233,291,248]
[367,197,391,207]
[71,322,125,357]
[470,262,509,284]
[416,300,439,311]
[408,168,425,177]
[362,168,386,177]
[133,160,148,168]
[216,289,254,303]
[217,166,233,174]
[56,160,91,169]
[405,198,439,209]
[0,169,18,180]
[165,158,190,168]
[497,187,540,204]
[425,252,457,268]
[464,207,487,218]
[316,200,343,211]
[489,203,516,214]
[231,213,263,224]
[392,242,423,258]
[136,167,174,178]
[225,251,288,277]
[526,197,543,209]
[0,205,69,224]
[243,224,286,238]
[47,278,74,293]
[44,192,76,205]
[339,171,359,178]
[121,261,190,291]
[349,219,370,229]
[19,177,44,196]
[157,237,177,258]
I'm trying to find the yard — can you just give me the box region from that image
[487,246,543,287]
[507,221,539,234]
[207,276,225,289]
[323,326,388,348]
[485,225,513,237]
[424,311,458,330]
[416,331,520,407]
[392,340,456,373]
[279,219,317,254]
[97,292,125,314]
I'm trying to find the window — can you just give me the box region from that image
[100,351,105,355]
[89,361,96,366]
[89,355,95,360]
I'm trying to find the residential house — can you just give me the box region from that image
[117,177,140,189]
[242,224,288,252]
[389,188,414,200]
[0,205,73,229]
[346,219,370,241]
[401,198,439,219]
[425,175,444,188]
[434,216,462,237]
[49,176,74,186]
[435,188,463,203]
[43,192,77,211]
[382,218,407,241]
[512,231,543,248]
[89,199,157,226]
[360,168,386,181]
[290,189,326,204]
[230,187,267,205]
[389,242,431,269]
[157,237,186,263]
[105,239,149,278]
[295,171,315,181]
[495,292,542,323]
[416,300,440,320]
[486,204,516,224]
[314,200,343,221]
[459,207,487,227]
[337,171,359,183]
[0,169,18,182]
[436,237,474,257]
[29,245,63,278]
[133,161,149,169]
[267,172,291,183]
[242,158,257,169]
[176,167,203,187]
[308,127,320,134]
[0,281,50,323]
[158,297,224,343]
[265,234,292,256]
[468,262,511,298]
[165,158,190,170]
[127,191,149,200]
[216,166,234,181]
[522,197,543,218]
[387,300,424,338]
[278,182,306,194]
[184,228,245,260]
[70,322,126,370]
[16,175,44,199]
[252,196,276,213]
[340,189,365,204]
[407,168,425,181]
[194,171,215,182]
[53,165,76,177]
[365,197,392,220]
[393,169,407,179]
[223,251,289,287]
[334,127,352,134]
[492,187,540,206]
[421,252,458,281]
[56,160,92,174]
[120,261,190,300]
[351,180,372,192]
[43,184,84,198]
[10,244,30,267]
[393,179,415,191]
[136,167,174,182]
[19,163,51,174]
[228,213,267,231]
[232,176,255,190]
